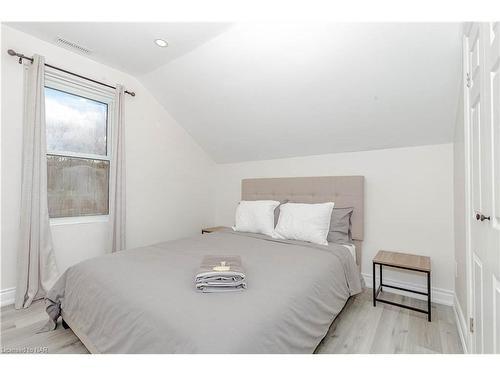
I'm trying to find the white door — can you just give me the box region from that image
[465,22,500,354]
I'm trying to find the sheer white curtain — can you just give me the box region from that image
[108,84,126,252]
[15,55,59,309]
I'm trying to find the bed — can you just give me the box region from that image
[44,176,365,353]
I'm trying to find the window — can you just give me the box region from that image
[45,74,114,219]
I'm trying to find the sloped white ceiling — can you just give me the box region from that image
[141,23,462,163]
[7,23,462,163]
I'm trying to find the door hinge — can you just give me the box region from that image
[470,317,474,333]
[466,72,472,88]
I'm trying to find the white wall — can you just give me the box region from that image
[1,26,216,299]
[215,144,455,303]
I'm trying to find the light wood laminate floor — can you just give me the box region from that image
[1,289,462,354]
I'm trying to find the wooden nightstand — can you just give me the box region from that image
[201,226,229,234]
[372,250,432,321]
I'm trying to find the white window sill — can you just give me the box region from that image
[50,215,109,226]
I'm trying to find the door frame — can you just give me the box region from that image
[462,23,474,353]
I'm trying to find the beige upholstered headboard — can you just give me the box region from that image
[241,176,364,265]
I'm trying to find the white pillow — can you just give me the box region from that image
[274,202,335,245]
[234,200,280,236]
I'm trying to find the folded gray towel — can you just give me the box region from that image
[195,255,247,292]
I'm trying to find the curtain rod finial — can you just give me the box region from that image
[7,49,23,64]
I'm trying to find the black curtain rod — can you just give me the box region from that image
[7,49,136,97]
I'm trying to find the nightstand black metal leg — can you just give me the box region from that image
[427,271,431,322]
[373,262,376,306]
[379,264,383,292]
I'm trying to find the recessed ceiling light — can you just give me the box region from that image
[154,39,168,48]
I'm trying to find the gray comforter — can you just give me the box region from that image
[43,229,362,353]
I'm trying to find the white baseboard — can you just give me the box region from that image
[1,287,16,307]
[362,273,454,306]
[453,294,469,353]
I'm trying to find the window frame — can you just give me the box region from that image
[44,69,116,224]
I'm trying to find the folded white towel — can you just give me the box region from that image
[195,255,247,292]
